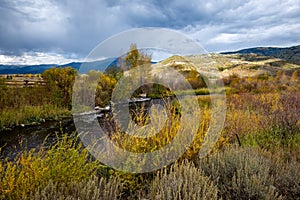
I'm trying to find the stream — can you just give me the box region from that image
[0,117,76,160]
[0,98,175,161]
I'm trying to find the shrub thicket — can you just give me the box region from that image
[148,161,219,200]
[198,147,282,200]
[29,175,123,200]
[0,133,100,200]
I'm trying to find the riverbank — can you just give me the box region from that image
[0,105,71,131]
[1,91,300,199]
[0,91,214,131]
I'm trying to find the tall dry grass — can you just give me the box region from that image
[0,89,299,199]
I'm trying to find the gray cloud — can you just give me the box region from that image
[0,0,299,62]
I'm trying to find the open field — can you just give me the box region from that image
[0,74,46,87]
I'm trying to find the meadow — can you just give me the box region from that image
[0,46,299,199]
[1,73,299,199]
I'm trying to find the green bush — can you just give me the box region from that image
[241,127,300,151]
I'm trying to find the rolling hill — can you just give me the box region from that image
[222,45,300,65]
[152,50,300,79]
[1,45,299,77]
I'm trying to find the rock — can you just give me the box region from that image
[94,106,101,110]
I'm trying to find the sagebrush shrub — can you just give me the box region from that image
[198,147,282,200]
[272,160,300,200]
[28,175,123,200]
[148,160,219,200]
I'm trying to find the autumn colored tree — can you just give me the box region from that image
[42,66,77,108]
[126,44,140,69]
[95,73,117,107]
[124,44,152,96]
[72,70,118,108]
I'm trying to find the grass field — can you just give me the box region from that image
[0,59,299,199]
[0,90,299,199]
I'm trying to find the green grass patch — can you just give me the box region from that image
[0,105,70,128]
[241,127,300,152]
[174,88,209,96]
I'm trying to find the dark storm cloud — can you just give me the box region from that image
[0,0,69,55]
[0,0,299,63]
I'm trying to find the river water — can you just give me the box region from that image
[0,117,76,160]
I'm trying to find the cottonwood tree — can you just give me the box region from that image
[42,66,77,108]
[124,44,152,96]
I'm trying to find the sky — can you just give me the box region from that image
[0,0,300,64]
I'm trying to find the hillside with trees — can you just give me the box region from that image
[222,45,300,65]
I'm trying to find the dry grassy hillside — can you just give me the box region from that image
[151,53,300,79]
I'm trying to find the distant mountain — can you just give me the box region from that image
[0,64,55,74]
[222,45,300,65]
[63,58,117,73]
[0,57,158,74]
[0,58,118,74]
